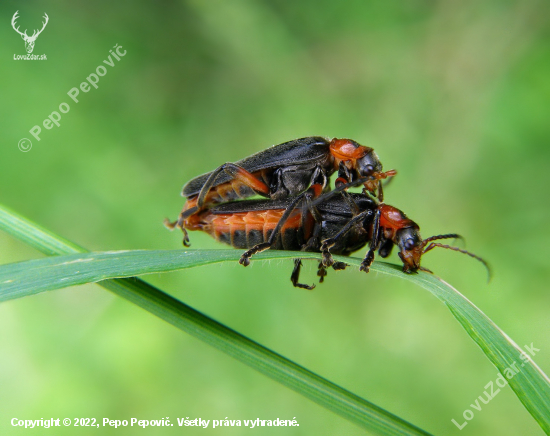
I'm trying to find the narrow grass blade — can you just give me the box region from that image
[0,204,431,436]
[0,248,374,301]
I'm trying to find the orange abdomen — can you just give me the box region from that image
[191,208,308,250]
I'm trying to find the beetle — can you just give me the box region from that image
[166,136,396,245]
[178,186,489,289]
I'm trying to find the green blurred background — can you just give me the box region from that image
[1,0,549,434]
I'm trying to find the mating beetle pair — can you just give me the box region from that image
[168,136,395,245]
[166,136,488,288]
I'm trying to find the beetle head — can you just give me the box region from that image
[395,227,424,273]
[329,138,396,197]
[397,229,491,279]
[356,150,383,177]
[378,204,490,278]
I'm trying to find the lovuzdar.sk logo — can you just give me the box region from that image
[12,10,48,60]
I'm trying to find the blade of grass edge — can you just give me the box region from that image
[0,204,431,436]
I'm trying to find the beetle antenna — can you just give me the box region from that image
[423,243,491,281]
[422,234,462,248]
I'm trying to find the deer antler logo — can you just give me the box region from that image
[11,11,49,54]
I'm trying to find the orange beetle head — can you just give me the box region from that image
[395,227,424,273]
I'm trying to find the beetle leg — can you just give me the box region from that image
[290,259,315,290]
[309,165,328,190]
[181,228,190,247]
[317,262,327,283]
[320,209,373,267]
[377,181,384,202]
[332,261,347,270]
[239,242,271,266]
[375,170,397,201]
[195,165,227,209]
[239,193,306,266]
[316,261,346,284]
[303,184,323,218]
[223,164,271,196]
[196,163,270,210]
[163,218,178,230]
[359,207,382,273]
[321,240,336,267]
[340,190,360,215]
[289,200,324,289]
[298,184,329,253]
[180,205,199,220]
[378,237,394,258]
[163,218,191,247]
[338,161,352,184]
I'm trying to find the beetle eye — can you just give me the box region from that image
[363,164,374,175]
[404,239,416,250]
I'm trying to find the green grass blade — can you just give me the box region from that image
[0,248,388,301]
[2,251,550,433]
[0,204,431,436]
